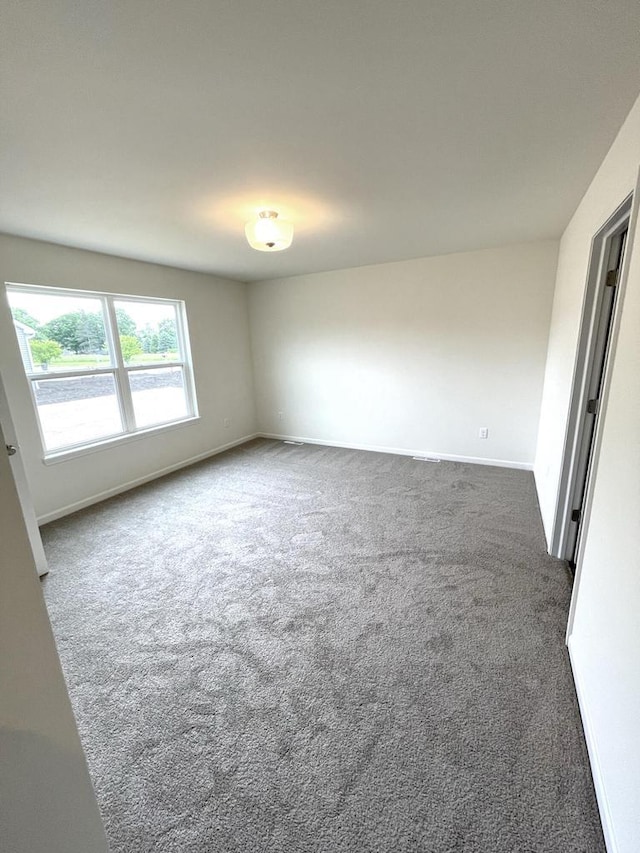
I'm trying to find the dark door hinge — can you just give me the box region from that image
[606,269,618,287]
[571,508,582,524]
[587,398,598,415]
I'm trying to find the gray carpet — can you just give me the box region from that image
[41,439,605,853]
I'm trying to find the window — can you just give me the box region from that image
[7,284,198,457]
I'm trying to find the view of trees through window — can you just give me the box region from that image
[8,285,196,453]
[11,299,178,370]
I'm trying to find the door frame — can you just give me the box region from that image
[0,370,49,576]
[550,193,633,563]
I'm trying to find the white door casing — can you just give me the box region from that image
[0,370,48,576]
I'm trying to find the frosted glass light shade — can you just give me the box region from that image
[245,210,294,252]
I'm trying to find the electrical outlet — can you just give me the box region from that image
[277,411,284,420]
[479,427,489,439]
[223,418,230,429]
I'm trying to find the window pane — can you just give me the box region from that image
[8,289,111,373]
[33,374,124,451]
[129,367,189,429]
[114,300,180,366]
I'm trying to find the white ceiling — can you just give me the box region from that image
[2,1,640,282]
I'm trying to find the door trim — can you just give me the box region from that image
[550,194,633,562]
[0,370,49,576]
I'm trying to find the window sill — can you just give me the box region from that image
[42,416,201,466]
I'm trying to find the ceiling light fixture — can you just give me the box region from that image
[245,210,293,252]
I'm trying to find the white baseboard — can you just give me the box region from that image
[37,433,260,525]
[38,431,532,525]
[258,432,533,471]
[568,636,618,853]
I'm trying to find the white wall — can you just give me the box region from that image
[249,241,558,467]
[0,418,108,853]
[534,94,640,853]
[0,234,256,521]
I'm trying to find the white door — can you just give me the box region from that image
[565,227,627,568]
[0,371,48,576]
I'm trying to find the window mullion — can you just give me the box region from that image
[26,366,116,381]
[104,296,136,432]
[176,304,197,417]
[124,360,185,372]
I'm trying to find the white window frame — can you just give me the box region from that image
[7,283,199,461]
